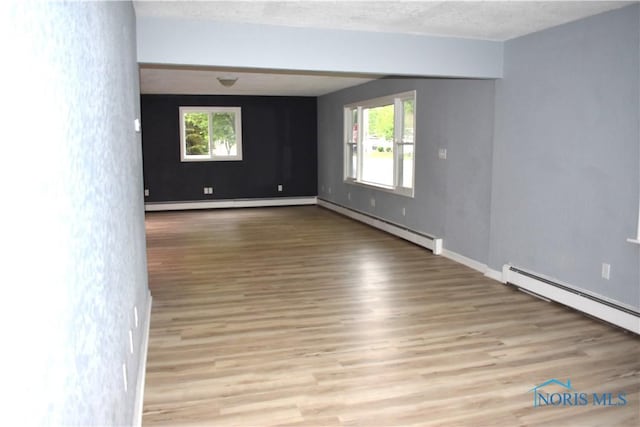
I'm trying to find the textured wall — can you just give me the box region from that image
[0,1,149,425]
[141,95,317,202]
[317,78,495,263]
[490,4,640,309]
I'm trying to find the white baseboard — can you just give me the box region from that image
[441,249,487,274]
[504,266,639,335]
[484,267,505,283]
[441,250,509,285]
[317,199,442,255]
[145,197,317,212]
[133,291,152,427]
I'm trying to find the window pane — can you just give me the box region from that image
[212,112,237,156]
[346,144,357,178]
[402,99,414,143]
[361,104,394,187]
[184,112,210,155]
[400,98,414,188]
[351,109,358,143]
[345,108,358,179]
[402,144,414,188]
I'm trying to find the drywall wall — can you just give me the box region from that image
[141,95,317,201]
[490,4,640,309]
[136,16,503,78]
[318,78,495,264]
[0,1,150,425]
[318,5,640,312]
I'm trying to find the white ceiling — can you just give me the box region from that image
[134,0,633,41]
[135,0,634,96]
[139,66,379,96]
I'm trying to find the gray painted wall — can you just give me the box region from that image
[318,78,495,264]
[137,16,503,78]
[318,5,639,310]
[490,4,640,309]
[1,1,150,425]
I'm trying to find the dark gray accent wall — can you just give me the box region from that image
[141,95,317,202]
[490,4,640,309]
[318,78,495,264]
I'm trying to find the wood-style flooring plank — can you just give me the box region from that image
[143,206,640,426]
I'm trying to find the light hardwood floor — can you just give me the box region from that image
[143,206,640,426]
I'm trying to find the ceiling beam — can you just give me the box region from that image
[137,17,503,79]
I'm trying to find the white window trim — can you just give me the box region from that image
[628,197,640,244]
[343,90,416,198]
[179,106,243,162]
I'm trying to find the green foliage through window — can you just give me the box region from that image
[180,107,242,161]
[365,104,394,142]
[184,112,209,155]
[212,112,236,156]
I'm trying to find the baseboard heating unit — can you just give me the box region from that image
[503,265,640,335]
[317,199,442,255]
[145,197,317,211]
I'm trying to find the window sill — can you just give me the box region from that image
[180,157,243,162]
[627,238,640,245]
[344,179,414,198]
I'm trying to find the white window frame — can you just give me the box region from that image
[629,196,640,244]
[343,91,416,197]
[179,106,243,162]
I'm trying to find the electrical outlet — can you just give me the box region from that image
[209,187,214,194]
[348,192,351,200]
[203,187,208,195]
[402,207,406,216]
[328,187,332,194]
[438,148,447,160]
[144,189,149,197]
[602,263,611,280]
[278,184,283,192]
[370,198,376,207]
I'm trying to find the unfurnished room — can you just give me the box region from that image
[2,1,639,426]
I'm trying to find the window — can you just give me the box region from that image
[179,106,242,161]
[344,91,415,196]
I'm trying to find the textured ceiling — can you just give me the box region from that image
[135,0,634,96]
[133,0,633,41]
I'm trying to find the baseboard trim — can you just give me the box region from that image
[133,291,152,427]
[145,197,317,212]
[317,198,442,254]
[441,249,487,274]
[484,267,505,283]
[504,266,639,335]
